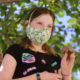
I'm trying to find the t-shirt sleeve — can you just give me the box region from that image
[4,44,23,63]
[45,54,62,73]
[56,54,62,68]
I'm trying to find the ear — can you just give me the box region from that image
[24,20,30,29]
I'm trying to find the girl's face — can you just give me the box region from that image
[29,14,53,33]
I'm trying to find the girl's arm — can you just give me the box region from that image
[0,54,37,80]
[13,74,37,80]
[62,75,71,80]
[0,54,62,80]
[0,54,17,80]
[61,46,75,80]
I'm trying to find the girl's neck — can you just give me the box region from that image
[31,42,43,50]
[29,42,47,53]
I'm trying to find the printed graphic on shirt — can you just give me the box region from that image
[41,59,46,64]
[22,53,35,63]
[23,66,37,76]
[51,61,57,67]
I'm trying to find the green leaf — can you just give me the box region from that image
[68,18,77,23]
[38,1,44,6]
[58,11,65,17]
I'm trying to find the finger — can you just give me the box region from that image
[68,54,75,65]
[67,52,75,62]
[57,74,62,80]
[62,53,68,60]
[62,46,69,53]
[70,52,75,59]
[58,69,61,74]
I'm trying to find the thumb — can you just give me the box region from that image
[58,69,61,74]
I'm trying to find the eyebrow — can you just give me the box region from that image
[36,20,53,26]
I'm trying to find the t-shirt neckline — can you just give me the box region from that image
[25,47,50,55]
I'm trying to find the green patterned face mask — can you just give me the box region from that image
[26,24,51,44]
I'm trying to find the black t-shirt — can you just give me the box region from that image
[4,44,61,79]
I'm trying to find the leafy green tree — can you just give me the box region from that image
[0,0,80,78]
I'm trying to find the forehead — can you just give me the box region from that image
[32,14,53,24]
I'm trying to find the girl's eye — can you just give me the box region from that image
[37,22,42,24]
[48,26,52,28]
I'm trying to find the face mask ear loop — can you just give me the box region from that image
[29,9,36,25]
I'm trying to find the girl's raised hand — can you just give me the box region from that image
[61,46,75,76]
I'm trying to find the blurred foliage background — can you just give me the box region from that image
[0,0,80,80]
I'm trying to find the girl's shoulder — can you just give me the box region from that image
[6,43,24,52]
[8,43,22,49]
[3,44,24,61]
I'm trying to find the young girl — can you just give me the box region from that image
[0,7,75,80]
